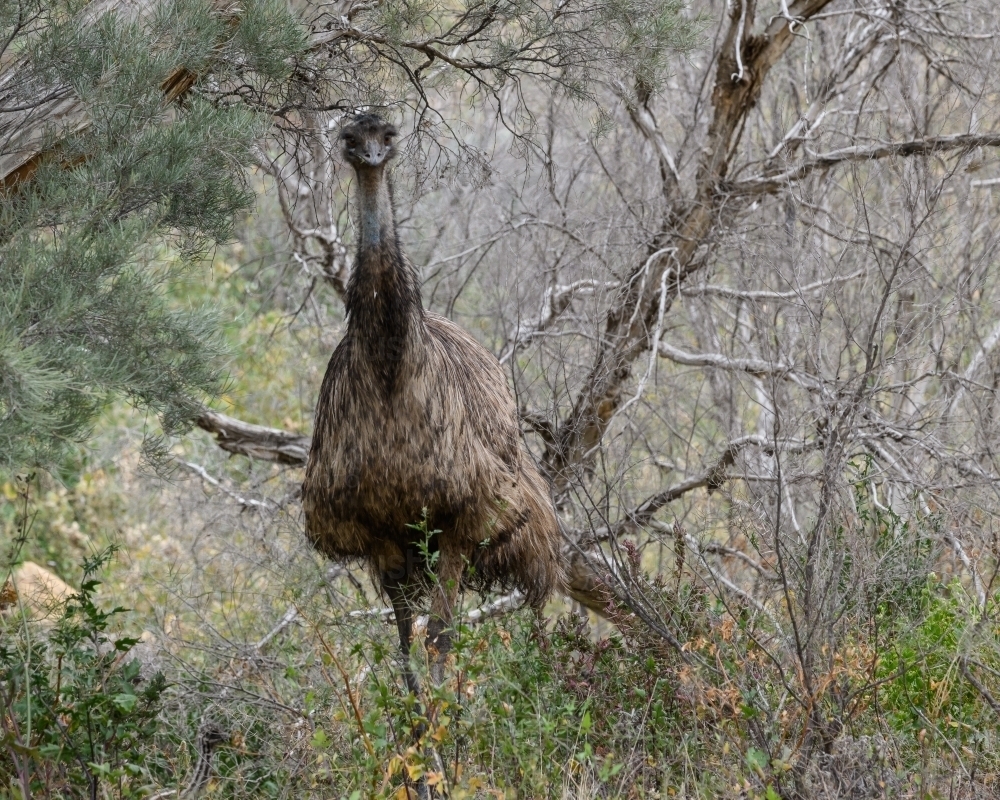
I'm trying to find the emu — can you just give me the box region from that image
[301,114,562,690]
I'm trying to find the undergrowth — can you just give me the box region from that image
[5,467,1000,799]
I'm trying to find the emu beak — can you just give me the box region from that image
[360,145,389,167]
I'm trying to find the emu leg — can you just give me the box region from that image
[382,574,433,800]
[426,541,467,685]
[382,574,424,700]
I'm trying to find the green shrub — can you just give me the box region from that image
[878,578,992,742]
[1,546,167,799]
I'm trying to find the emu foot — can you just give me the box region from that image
[398,675,434,799]
[412,777,432,800]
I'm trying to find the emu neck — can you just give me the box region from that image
[345,165,423,395]
[356,167,395,249]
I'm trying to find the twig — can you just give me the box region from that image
[943,533,986,609]
[681,269,862,301]
[305,609,376,757]
[730,133,1000,195]
[347,591,524,626]
[601,435,815,536]
[464,591,524,623]
[961,657,1000,717]
[177,460,274,511]
[254,606,299,651]
[617,265,673,418]
[499,279,617,364]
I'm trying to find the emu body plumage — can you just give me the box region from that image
[301,115,561,679]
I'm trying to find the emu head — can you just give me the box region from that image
[340,114,398,169]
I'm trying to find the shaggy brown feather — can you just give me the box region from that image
[303,309,562,603]
[301,115,562,669]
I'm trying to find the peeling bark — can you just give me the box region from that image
[195,409,310,465]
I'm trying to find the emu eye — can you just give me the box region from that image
[384,134,394,145]
[343,136,357,147]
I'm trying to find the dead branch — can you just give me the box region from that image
[960,657,1000,717]
[680,270,863,301]
[195,410,310,465]
[346,590,525,626]
[729,133,1000,195]
[176,460,276,511]
[499,278,617,365]
[542,0,837,484]
[658,341,797,379]
[612,436,814,535]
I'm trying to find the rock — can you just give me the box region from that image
[3,561,76,620]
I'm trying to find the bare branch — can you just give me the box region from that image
[346,590,525,626]
[658,340,798,379]
[961,657,1000,717]
[195,410,310,465]
[463,590,525,623]
[176,460,276,511]
[681,270,863,301]
[499,279,617,365]
[730,134,1000,196]
[597,436,816,537]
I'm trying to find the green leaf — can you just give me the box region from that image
[746,747,768,776]
[310,728,329,749]
[114,636,139,652]
[1,731,38,757]
[113,693,138,712]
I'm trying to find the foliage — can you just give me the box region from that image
[877,579,993,745]
[256,606,714,798]
[0,0,303,474]
[8,401,1000,798]
[8,0,1000,796]
[1,537,167,799]
[300,0,703,178]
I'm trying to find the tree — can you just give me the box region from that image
[0,0,301,471]
[186,0,1000,623]
[0,0,700,581]
[162,1,1000,788]
[11,1,1000,789]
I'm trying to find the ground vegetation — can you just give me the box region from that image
[5,1,1000,797]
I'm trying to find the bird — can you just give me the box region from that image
[301,112,562,690]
